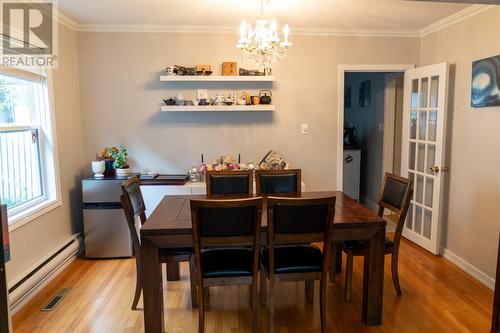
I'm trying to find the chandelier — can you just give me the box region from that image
[236,0,292,69]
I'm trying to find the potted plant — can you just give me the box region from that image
[98,147,118,176]
[109,145,130,177]
[91,154,105,178]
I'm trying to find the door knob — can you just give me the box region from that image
[429,166,440,174]
[429,166,449,174]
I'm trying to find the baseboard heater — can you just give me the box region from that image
[8,234,81,314]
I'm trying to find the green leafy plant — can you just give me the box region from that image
[109,145,129,169]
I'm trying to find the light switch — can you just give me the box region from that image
[301,123,308,135]
[379,123,384,132]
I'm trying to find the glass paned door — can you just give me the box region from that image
[401,63,448,255]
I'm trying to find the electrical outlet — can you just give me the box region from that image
[301,123,308,135]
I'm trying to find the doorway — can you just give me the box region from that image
[336,64,414,194]
[340,70,406,210]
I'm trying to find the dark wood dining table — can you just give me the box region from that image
[140,191,386,333]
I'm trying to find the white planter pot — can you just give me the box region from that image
[116,168,130,177]
[91,161,105,178]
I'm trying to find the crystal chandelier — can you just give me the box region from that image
[236,0,292,69]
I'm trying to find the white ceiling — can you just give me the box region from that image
[58,0,474,34]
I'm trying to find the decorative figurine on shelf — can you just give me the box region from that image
[259,90,272,104]
[165,65,175,76]
[163,98,176,105]
[222,62,238,76]
[189,166,199,182]
[259,150,289,170]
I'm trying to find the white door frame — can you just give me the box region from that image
[336,64,415,191]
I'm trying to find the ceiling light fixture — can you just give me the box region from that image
[236,0,292,70]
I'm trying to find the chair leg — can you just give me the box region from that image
[305,280,314,303]
[344,251,353,303]
[320,274,327,333]
[330,243,337,283]
[260,264,267,307]
[252,279,259,333]
[198,282,205,333]
[269,276,275,333]
[203,287,210,308]
[131,257,142,310]
[391,252,402,296]
[189,256,198,307]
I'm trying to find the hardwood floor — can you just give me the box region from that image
[13,239,493,332]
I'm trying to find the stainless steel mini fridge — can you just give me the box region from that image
[82,177,133,258]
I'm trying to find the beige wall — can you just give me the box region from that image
[420,7,500,277]
[5,24,85,283]
[77,33,419,191]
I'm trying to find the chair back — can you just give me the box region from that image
[120,176,145,257]
[190,198,263,279]
[190,197,263,247]
[267,196,336,246]
[255,169,301,196]
[378,173,413,246]
[206,170,253,196]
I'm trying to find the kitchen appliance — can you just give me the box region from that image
[344,124,358,149]
[343,149,361,201]
[82,176,133,258]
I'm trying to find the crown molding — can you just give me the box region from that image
[418,4,494,37]
[58,4,496,38]
[74,24,420,38]
[56,10,78,30]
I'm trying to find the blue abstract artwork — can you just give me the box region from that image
[471,55,500,108]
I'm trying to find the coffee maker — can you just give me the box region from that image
[344,124,358,148]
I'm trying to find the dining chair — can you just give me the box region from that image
[190,197,263,333]
[255,169,301,196]
[337,172,413,302]
[120,176,197,310]
[205,170,253,196]
[261,196,336,333]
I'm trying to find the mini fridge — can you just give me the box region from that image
[82,177,133,258]
[343,149,361,201]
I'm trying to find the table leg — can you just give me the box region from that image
[141,238,164,333]
[166,263,180,281]
[362,227,385,325]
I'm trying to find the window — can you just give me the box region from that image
[0,66,60,228]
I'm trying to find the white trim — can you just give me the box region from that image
[336,64,415,191]
[441,247,495,291]
[7,198,62,232]
[419,4,495,37]
[58,5,494,38]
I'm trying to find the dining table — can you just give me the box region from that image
[140,191,386,333]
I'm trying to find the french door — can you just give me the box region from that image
[401,63,448,255]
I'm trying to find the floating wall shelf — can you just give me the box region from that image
[160,105,275,112]
[159,75,275,82]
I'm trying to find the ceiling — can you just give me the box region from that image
[58,0,476,34]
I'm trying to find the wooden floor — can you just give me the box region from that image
[13,239,493,333]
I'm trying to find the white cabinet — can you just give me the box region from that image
[141,181,306,217]
[140,185,193,217]
[343,149,361,201]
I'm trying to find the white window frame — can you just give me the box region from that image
[0,67,62,231]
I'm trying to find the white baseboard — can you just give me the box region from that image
[441,247,495,290]
[8,233,82,315]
